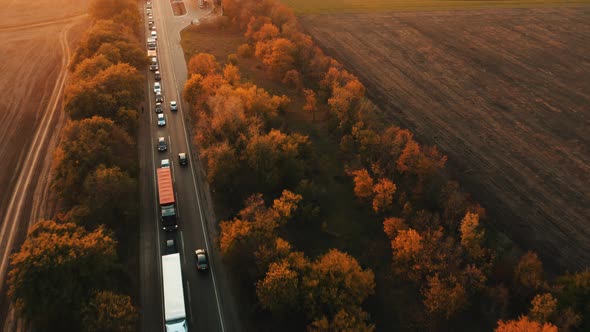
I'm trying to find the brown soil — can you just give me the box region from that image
[171,0,187,16]
[0,0,89,326]
[300,7,590,271]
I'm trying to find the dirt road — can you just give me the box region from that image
[300,7,590,270]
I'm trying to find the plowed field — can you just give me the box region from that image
[300,7,590,270]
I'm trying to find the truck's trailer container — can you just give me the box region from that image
[157,167,177,230]
[162,254,187,332]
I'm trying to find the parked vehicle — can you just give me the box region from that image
[155,92,164,103]
[154,82,161,93]
[155,70,161,81]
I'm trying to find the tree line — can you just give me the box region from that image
[7,0,146,330]
[185,0,590,331]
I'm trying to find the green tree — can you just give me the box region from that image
[81,290,138,332]
[7,220,116,330]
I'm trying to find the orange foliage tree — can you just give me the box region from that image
[350,169,374,202]
[514,251,545,291]
[372,178,397,213]
[7,220,116,330]
[255,38,296,79]
[495,316,558,332]
[81,290,138,332]
[188,53,220,77]
[304,249,375,318]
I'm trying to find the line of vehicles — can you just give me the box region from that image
[146,3,209,332]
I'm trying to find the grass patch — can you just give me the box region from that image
[280,0,590,14]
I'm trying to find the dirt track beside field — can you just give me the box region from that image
[0,0,89,328]
[300,7,590,270]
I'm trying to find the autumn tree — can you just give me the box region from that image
[201,142,239,192]
[372,178,396,213]
[188,53,219,77]
[252,23,279,41]
[81,290,138,332]
[88,0,141,33]
[245,129,310,194]
[529,293,557,323]
[183,73,204,107]
[554,270,590,329]
[7,220,116,330]
[70,20,139,69]
[244,16,272,41]
[282,69,303,90]
[308,306,375,332]
[304,249,375,318]
[255,38,296,78]
[65,63,143,122]
[460,212,485,260]
[219,192,302,279]
[422,273,468,319]
[514,251,545,291]
[303,89,317,121]
[383,217,407,240]
[72,55,113,80]
[223,63,241,85]
[81,165,138,230]
[495,316,558,332]
[52,116,135,203]
[272,190,303,224]
[256,260,301,315]
[350,168,374,202]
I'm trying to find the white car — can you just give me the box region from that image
[151,31,157,39]
[154,82,161,93]
[161,159,170,168]
[157,113,166,126]
[170,100,178,112]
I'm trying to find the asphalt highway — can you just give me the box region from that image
[138,1,239,331]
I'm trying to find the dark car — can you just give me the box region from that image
[157,137,167,152]
[154,70,161,81]
[155,102,163,113]
[195,249,208,271]
[165,239,177,254]
[155,92,164,103]
[178,153,188,166]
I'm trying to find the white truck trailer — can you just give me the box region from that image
[162,253,188,332]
